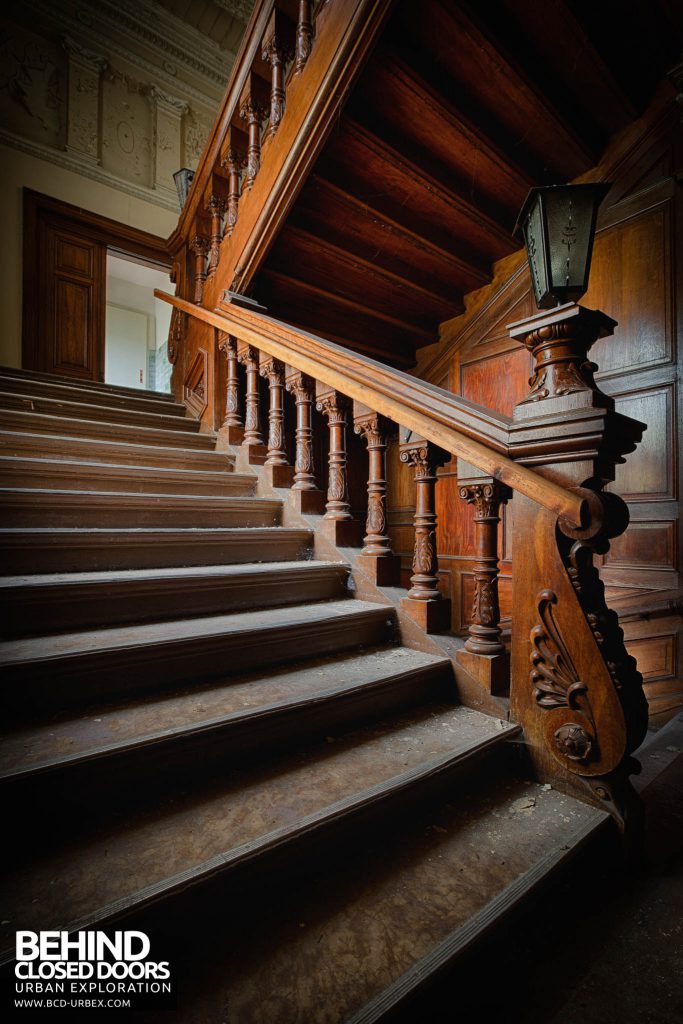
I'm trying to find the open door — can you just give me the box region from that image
[22,189,170,382]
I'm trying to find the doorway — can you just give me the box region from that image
[22,189,172,387]
[105,256,173,393]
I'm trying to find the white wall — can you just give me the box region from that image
[106,255,173,392]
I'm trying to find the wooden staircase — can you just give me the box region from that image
[0,368,613,1020]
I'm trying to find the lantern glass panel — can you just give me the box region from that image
[173,168,195,210]
[525,196,548,307]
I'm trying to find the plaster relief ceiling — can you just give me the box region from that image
[152,0,255,52]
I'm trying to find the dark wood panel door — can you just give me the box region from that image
[40,221,106,381]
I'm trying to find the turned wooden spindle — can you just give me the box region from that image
[294,0,313,74]
[260,358,288,465]
[218,332,242,432]
[206,194,227,276]
[220,126,247,238]
[189,235,209,304]
[285,371,317,491]
[316,390,352,520]
[262,12,294,138]
[237,345,264,446]
[354,411,393,555]
[459,480,511,655]
[399,437,451,633]
[239,75,269,190]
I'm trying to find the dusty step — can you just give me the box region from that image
[0,647,449,788]
[0,390,201,432]
[0,365,176,403]
[0,374,186,417]
[0,430,234,470]
[0,455,254,496]
[159,777,607,1024]
[0,704,518,956]
[0,488,282,528]
[0,526,312,574]
[0,598,394,713]
[0,409,216,449]
[0,560,350,637]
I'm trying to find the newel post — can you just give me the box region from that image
[399,433,451,633]
[507,302,648,832]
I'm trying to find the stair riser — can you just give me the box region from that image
[0,377,186,417]
[0,393,200,432]
[0,530,312,574]
[0,432,233,471]
[1,568,350,637]
[0,460,255,496]
[0,366,176,403]
[0,411,216,449]
[2,668,450,818]
[2,610,392,717]
[0,495,281,528]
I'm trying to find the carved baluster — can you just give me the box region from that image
[217,332,244,446]
[190,233,210,304]
[285,371,323,510]
[316,389,352,520]
[262,11,294,138]
[206,193,227,276]
[294,0,314,74]
[399,436,451,633]
[237,345,264,446]
[220,126,247,238]
[260,358,288,465]
[354,407,400,585]
[239,73,269,190]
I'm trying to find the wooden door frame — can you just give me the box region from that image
[22,188,171,377]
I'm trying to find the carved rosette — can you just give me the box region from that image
[317,392,352,520]
[530,588,598,765]
[285,372,316,490]
[459,480,510,656]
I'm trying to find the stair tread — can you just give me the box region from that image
[0,410,217,447]
[0,558,344,589]
[0,598,389,664]
[175,779,607,1024]
[0,430,234,465]
[0,389,198,428]
[0,486,280,504]
[0,366,176,402]
[0,646,446,775]
[0,374,185,413]
[0,704,516,941]
[0,454,243,478]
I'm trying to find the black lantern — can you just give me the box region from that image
[515,183,611,310]
[173,168,195,210]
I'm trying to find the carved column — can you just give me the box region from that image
[260,358,288,465]
[399,437,451,633]
[285,371,316,489]
[239,75,269,190]
[237,345,264,446]
[63,36,107,165]
[460,480,511,655]
[217,332,243,446]
[206,194,227,276]
[316,390,352,520]
[294,0,314,75]
[354,408,400,585]
[262,12,294,138]
[190,235,210,304]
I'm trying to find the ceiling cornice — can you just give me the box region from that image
[211,0,254,21]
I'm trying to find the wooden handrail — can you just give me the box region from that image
[155,290,587,528]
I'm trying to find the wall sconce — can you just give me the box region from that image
[173,168,195,211]
[515,183,611,309]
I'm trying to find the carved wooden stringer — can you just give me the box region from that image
[510,499,646,824]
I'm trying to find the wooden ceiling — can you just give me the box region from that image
[255,0,682,368]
